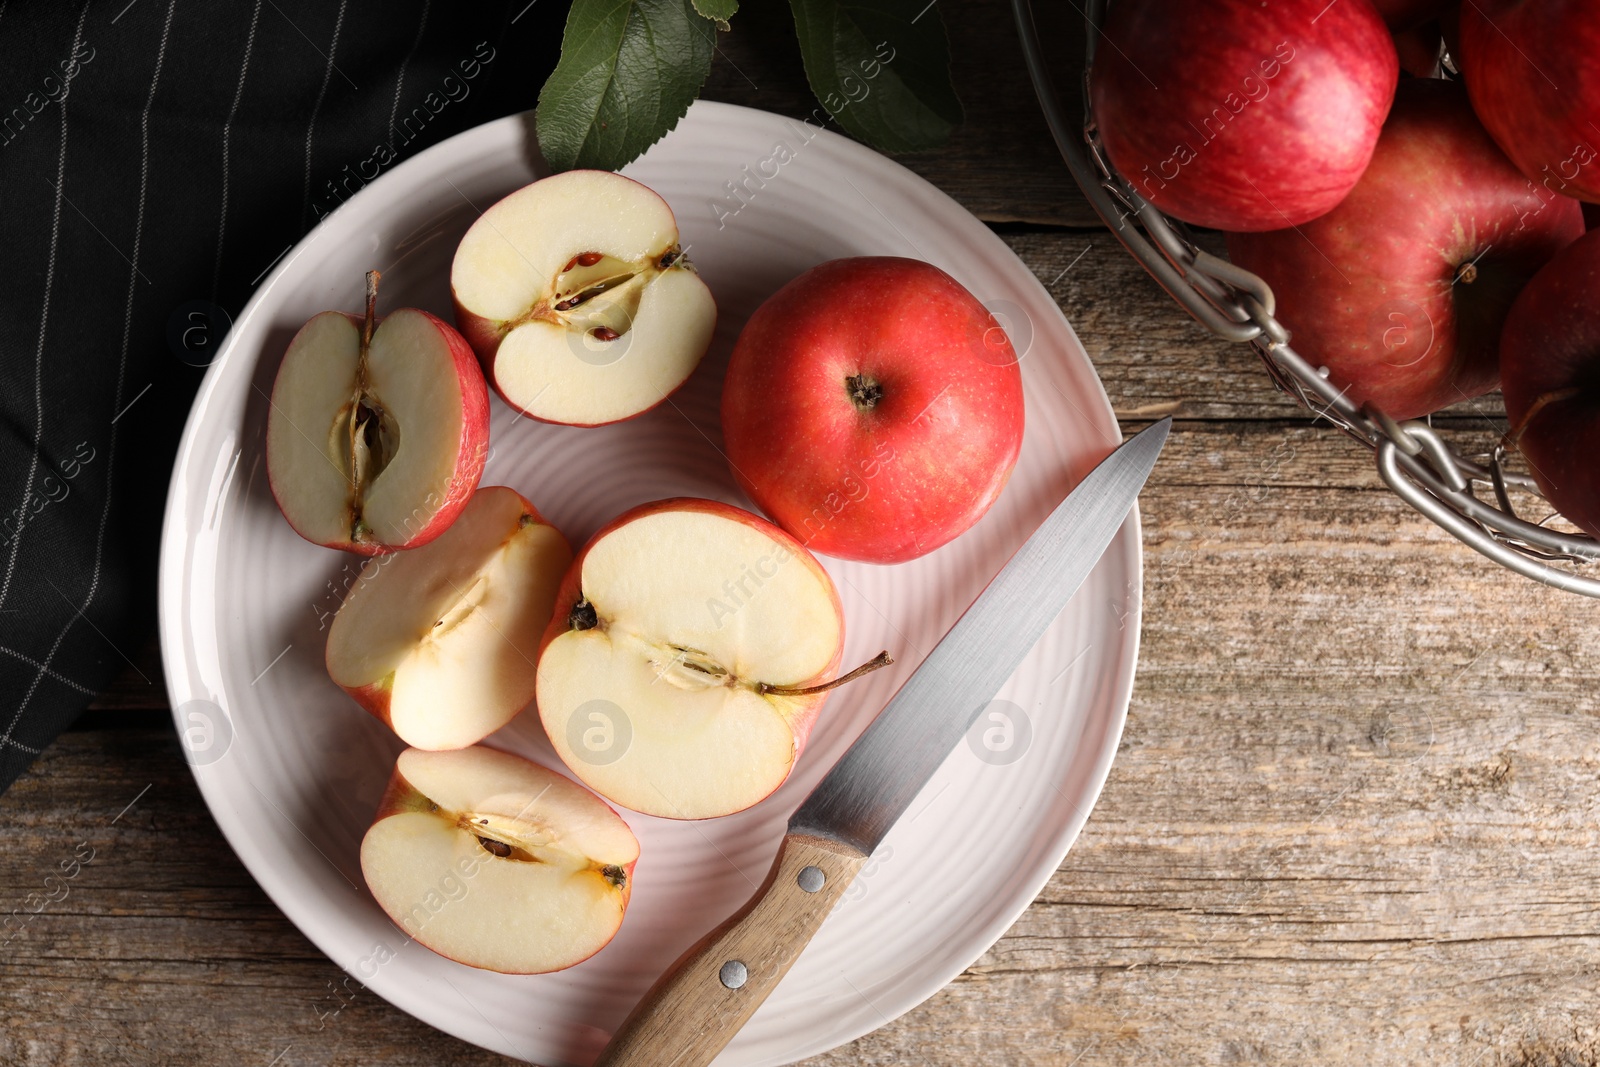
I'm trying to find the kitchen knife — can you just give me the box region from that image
[594,417,1171,1067]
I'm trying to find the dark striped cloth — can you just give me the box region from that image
[0,0,562,793]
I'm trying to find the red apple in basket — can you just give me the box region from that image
[1088,0,1398,232]
[720,257,1025,564]
[535,499,888,821]
[325,486,572,750]
[1460,0,1600,203]
[451,170,717,426]
[267,272,489,554]
[1500,228,1600,537]
[361,746,639,974]
[1226,79,1584,421]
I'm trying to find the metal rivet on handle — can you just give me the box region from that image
[719,960,748,989]
[796,865,825,893]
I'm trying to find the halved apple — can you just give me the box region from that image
[450,170,716,426]
[326,486,572,750]
[360,746,639,974]
[536,499,884,821]
[266,271,490,554]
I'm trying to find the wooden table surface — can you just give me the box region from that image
[7,4,1600,1065]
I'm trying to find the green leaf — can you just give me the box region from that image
[536,0,717,172]
[692,0,738,30]
[788,0,963,154]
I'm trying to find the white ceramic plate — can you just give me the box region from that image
[158,100,1139,1066]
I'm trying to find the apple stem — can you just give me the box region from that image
[759,650,893,697]
[362,269,380,353]
[1503,387,1582,451]
[1454,261,1479,286]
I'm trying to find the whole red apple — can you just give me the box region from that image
[1460,0,1600,203]
[720,257,1025,564]
[1226,79,1584,420]
[1500,228,1600,537]
[1088,0,1398,232]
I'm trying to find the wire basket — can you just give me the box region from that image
[1010,0,1600,596]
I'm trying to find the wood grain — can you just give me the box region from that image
[18,417,1600,1067]
[10,3,1600,1065]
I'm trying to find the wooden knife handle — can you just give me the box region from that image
[593,831,869,1067]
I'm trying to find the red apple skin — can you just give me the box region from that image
[451,301,506,383]
[265,308,490,556]
[721,257,1024,565]
[1460,0,1600,203]
[536,497,845,778]
[370,754,638,972]
[377,311,490,553]
[1499,228,1600,537]
[341,676,396,729]
[1226,79,1584,420]
[1088,0,1398,232]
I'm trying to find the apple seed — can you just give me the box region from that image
[529,245,693,340]
[478,836,513,858]
[562,251,606,272]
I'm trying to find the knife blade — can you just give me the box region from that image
[594,417,1170,1067]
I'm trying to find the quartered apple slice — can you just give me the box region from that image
[266,271,489,554]
[361,746,639,974]
[451,170,716,427]
[326,486,572,750]
[537,499,888,821]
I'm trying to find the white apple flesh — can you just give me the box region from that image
[451,170,716,426]
[266,272,490,554]
[537,499,870,821]
[325,486,572,750]
[361,746,639,974]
